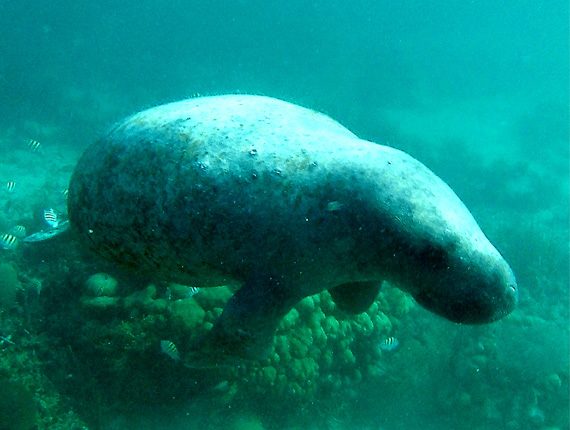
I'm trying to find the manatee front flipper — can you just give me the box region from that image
[329,281,381,314]
[185,275,302,368]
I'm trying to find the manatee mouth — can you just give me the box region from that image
[464,284,518,324]
[414,277,518,324]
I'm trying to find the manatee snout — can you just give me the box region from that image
[413,250,518,324]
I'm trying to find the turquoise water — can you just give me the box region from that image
[0,1,568,429]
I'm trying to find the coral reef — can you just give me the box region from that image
[0,303,89,430]
[37,272,412,427]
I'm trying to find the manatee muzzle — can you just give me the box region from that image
[413,258,518,324]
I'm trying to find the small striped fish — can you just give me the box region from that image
[160,340,180,361]
[28,139,41,152]
[166,284,201,301]
[0,233,18,250]
[43,208,59,228]
[379,336,399,352]
[5,181,15,193]
[186,286,201,298]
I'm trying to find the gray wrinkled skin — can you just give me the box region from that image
[68,95,517,365]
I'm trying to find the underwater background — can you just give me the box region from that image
[0,1,568,429]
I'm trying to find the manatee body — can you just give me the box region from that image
[68,95,517,364]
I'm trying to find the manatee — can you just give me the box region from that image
[67,95,518,366]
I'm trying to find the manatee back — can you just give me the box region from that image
[67,95,360,284]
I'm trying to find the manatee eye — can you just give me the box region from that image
[418,243,448,269]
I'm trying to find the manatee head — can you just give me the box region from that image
[379,149,518,324]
